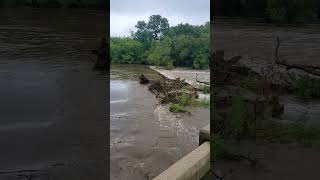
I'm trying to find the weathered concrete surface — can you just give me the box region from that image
[150,66,210,88]
[149,66,210,100]
[199,124,210,145]
[153,141,210,180]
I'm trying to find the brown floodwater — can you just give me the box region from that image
[0,8,108,180]
[110,65,209,179]
[213,22,320,180]
[213,22,320,124]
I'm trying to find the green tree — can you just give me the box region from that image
[167,23,201,37]
[132,21,153,49]
[147,15,170,40]
[111,37,144,64]
[132,15,170,46]
[266,0,316,23]
[147,36,174,68]
[115,16,209,69]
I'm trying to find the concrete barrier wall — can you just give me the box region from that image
[199,124,210,145]
[152,141,210,180]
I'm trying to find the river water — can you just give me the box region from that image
[0,8,108,180]
[0,8,210,180]
[110,65,209,179]
[212,22,320,180]
[214,23,320,125]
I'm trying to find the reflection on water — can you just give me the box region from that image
[110,66,209,180]
[110,81,129,104]
[0,8,107,179]
[0,121,54,132]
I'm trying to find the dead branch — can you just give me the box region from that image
[0,162,67,175]
[195,74,210,85]
[274,36,320,76]
[0,169,41,174]
[227,56,242,65]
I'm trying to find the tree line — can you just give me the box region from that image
[0,0,105,9]
[213,0,320,24]
[111,15,209,69]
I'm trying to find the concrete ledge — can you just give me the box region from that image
[152,141,210,180]
[199,124,210,145]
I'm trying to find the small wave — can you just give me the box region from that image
[0,121,54,132]
[110,98,128,104]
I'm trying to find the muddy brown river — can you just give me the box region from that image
[0,8,209,180]
[213,22,320,180]
[0,8,108,180]
[214,22,320,124]
[110,65,209,179]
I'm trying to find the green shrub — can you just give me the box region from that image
[177,93,193,106]
[239,77,256,91]
[280,122,320,145]
[169,103,184,113]
[164,59,175,70]
[197,100,210,108]
[227,96,246,138]
[201,85,210,94]
[193,54,209,69]
[211,135,227,159]
[293,75,320,98]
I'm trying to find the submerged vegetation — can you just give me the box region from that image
[201,85,210,94]
[111,15,209,69]
[210,49,320,167]
[169,92,210,113]
[293,75,320,98]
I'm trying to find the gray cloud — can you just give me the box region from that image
[111,0,209,36]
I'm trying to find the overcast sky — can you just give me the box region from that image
[110,0,210,37]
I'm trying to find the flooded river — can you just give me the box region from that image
[0,8,209,180]
[0,8,107,180]
[212,22,320,180]
[214,22,320,124]
[110,65,209,179]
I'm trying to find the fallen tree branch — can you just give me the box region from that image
[274,36,320,76]
[227,56,242,65]
[0,169,41,174]
[195,74,210,85]
[0,162,67,175]
[276,61,320,76]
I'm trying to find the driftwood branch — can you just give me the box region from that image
[212,50,242,67]
[0,163,66,175]
[274,36,320,76]
[227,56,242,65]
[195,74,210,85]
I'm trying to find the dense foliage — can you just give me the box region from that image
[0,0,105,9]
[213,0,320,23]
[111,15,209,69]
[266,0,316,23]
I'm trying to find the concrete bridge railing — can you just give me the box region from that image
[153,124,210,180]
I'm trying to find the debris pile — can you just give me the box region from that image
[139,74,198,104]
